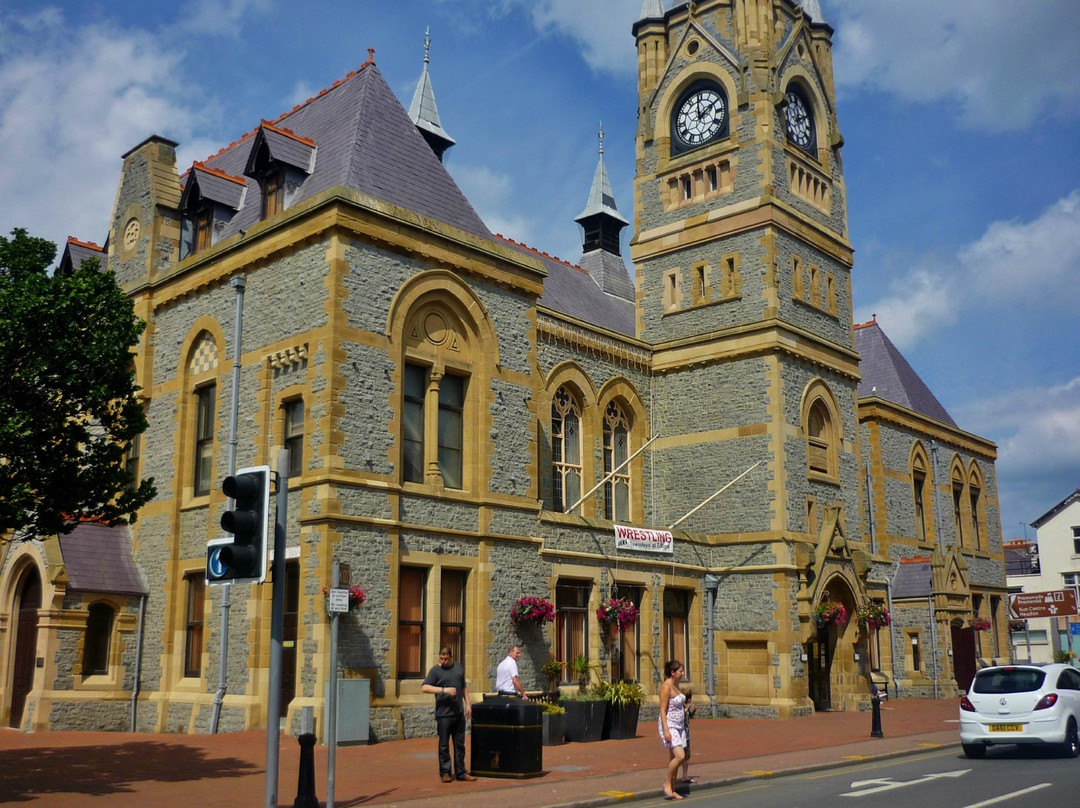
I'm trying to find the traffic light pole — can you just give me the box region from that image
[210,274,246,734]
[265,449,289,808]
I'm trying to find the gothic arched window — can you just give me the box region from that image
[552,386,583,512]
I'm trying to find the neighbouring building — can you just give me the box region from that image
[1,0,1008,737]
[1006,491,1080,663]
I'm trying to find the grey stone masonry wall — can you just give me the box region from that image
[637,230,768,345]
[712,570,779,632]
[487,541,552,691]
[774,231,852,349]
[339,341,396,476]
[781,359,861,538]
[488,377,534,498]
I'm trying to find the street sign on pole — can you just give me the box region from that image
[1009,589,1079,620]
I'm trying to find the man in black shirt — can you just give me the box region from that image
[421,645,475,782]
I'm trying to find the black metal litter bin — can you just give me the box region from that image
[470,697,542,778]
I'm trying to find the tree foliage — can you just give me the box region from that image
[0,228,155,538]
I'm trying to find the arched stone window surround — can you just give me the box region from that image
[81,600,117,678]
[272,384,307,481]
[800,379,841,483]
[178,318,225,503]
[544,362,598,514]
[949,455,967,549]
[967,462,986,551]
[386,270,498,493]
[910,441,933,545]
[596,377,648,524]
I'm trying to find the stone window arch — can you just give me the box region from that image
[82,601,115,677]
[968,463,986,551]
[552,385,584,513]
[596,378,648,524]
[950,458,966,548]
[911,442,932,544]
[802,380,841,482]
[181,326,222,501]
[603,401,631,521]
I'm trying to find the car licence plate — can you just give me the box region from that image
[989,724,1022,732]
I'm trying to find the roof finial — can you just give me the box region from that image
[598,122,604,158]
[424,27,431,66]
[363,47,376,68]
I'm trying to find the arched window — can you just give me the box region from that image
[186,331,219,498]
[951,462,966,548]
[807,400,830,475]
[552,386,583,513]
[911,445,931,544]
[969,465,984,551]
[83,602,114,676]
[603,401,631,521]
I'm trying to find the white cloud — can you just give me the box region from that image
[176,0,273,38]
[0,10,210,252]
[830,0,1080,131]
[448,163,537,244]
[526,0,641,76]
[856,190,1080,349]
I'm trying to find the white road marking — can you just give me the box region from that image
[959,783,1052,808]
[842,769,969,797]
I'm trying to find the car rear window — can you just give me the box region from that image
[973,669,1046,694]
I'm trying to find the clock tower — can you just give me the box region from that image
[631,0,862,551]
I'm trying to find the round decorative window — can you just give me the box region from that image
[123,218,140,251]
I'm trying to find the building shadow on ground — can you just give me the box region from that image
[0,741,258,802]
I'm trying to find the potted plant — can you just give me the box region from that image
[569,653,592,692]
[541,658,564,693]
[560,689,607,743]
[812,601,848,629]
[855,601,891,630]
[597,679,644,740]
[971,616,992,631]
[596,597,639,632]
[541,701,565,746]
[510,596,555,630]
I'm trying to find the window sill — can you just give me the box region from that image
[807,470,841,487]
[75,672,121,691]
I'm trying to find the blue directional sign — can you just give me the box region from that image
[206,537,241,584]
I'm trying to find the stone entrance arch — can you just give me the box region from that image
[807,575,862,711]
[8,566,41,728]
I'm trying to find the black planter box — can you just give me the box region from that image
[542,711,565,746]
[470,697,542,778]
[562,699,606,743]
[603,703,640,740]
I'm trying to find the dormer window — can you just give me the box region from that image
[263,171,284,219]
[194,208,213,253]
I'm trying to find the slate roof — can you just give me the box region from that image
[854,318,956,427]
[1005,542,1037,576]
[181,58,489,242]
[1031,489,1080,528]
[248,122,317,174]
[58,237,107,275]
[498,236,636,337]
[57,522,148,595]
[183,163,247,210]
[891,556,933,599]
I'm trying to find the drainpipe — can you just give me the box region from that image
[867,575,899,700]
[928,595,939,700]
[865,458,877,555]
[704,574,719,718]
[130,593,147,732]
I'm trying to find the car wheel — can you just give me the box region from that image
[1060,718,1080,758]
[962,742,987,759]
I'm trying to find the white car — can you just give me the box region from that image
[959,663,1080,758]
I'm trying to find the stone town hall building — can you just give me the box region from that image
[2,0,1009,737]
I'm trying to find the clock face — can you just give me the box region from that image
[675,86,727,149]
[785,90,814,151]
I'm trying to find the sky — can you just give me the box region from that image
[1,0,1077,543]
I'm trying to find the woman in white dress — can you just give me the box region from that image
[658,659,687,800]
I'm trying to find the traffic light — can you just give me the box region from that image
[218,465,271,583]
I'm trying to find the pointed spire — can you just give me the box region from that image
[640,0,665,20]
[576,124,633,301]
[409,27,456,162]
[800,0,825,24]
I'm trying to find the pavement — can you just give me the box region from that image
[0,698,961,808]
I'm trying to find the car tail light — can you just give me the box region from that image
[1034,693,1059,711]
[960,696,976,712]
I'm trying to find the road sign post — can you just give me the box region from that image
[1008,589,1079,620]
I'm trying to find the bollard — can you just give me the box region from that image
[294,732,319,808]
[870,695,884,738]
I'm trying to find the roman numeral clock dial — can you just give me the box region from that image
[674,85,726,151]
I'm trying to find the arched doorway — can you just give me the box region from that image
[9,567,41,728]
[951,619,977,693]
[807,578,858,711]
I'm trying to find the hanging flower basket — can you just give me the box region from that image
[971,617,992,631]
[510,596,555,628]
[856,601,891,630]
[812,601,848,628]
[323,585,367,619]
[596,597,639,631]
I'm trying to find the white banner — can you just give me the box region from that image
[614,524,674,554]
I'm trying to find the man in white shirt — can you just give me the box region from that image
[495,645,527,698]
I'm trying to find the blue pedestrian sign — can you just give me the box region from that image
[206,537,254,584]
[1070,622,1080,637]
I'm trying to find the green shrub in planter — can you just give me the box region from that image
[596,680,645,739]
